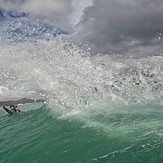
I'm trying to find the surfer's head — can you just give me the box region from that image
[10,105,16,110]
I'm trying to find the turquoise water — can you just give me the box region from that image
[0,103,163,163]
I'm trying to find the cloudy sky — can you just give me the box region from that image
[1,0,163,57]
[74,0,163,56]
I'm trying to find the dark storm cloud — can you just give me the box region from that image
[74,0,163,55]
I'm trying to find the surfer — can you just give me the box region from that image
[2,105,21,115]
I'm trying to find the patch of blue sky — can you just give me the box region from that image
[0,9,68,43]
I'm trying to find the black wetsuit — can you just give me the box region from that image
[3,106,16,115]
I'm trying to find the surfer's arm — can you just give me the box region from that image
[2,106,9,111]
[2,106,7,110]
[15,106,21,112]
[16,109,21,112]
[2,106,13,115]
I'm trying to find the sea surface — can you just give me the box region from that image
[0,103,163,163]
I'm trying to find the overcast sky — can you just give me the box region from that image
[1,0,163,56]
[74,0,163,56]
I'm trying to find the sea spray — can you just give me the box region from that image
[1,38,163,113]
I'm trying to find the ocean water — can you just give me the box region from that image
[0,103,163,163]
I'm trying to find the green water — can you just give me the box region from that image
[0,104,163,163]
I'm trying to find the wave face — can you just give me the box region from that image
[0,104,163,163]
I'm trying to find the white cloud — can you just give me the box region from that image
[22,0,69,15]
[0,0,72,29]
[1,0,69,14]
[0,0,93,31]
